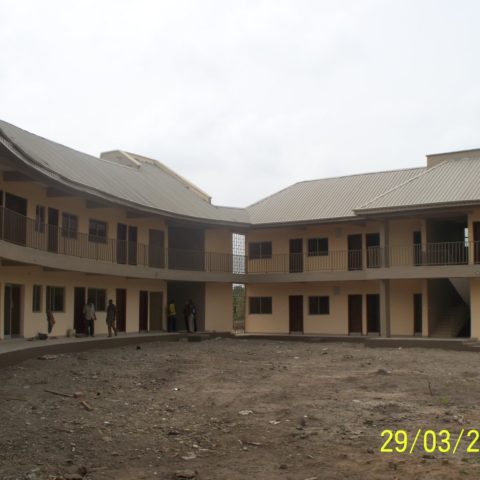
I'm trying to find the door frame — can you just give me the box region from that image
[289,295,304,333]
[4,283,22,338]
[348,294,363,335]
[289,239,303,273]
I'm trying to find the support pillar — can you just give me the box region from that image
[380,279,390,337]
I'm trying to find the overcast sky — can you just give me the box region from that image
[1,1,479,207]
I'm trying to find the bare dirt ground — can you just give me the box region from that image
[1,338,480,480]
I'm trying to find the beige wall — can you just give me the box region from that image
[205,282,232,332]
[205,229,233,272]
[0,178,167,248]
[0,266,166,339]
[388,219,425,266]
[246,279,430,336]
[245,281,381,335]
[389,279,426,336]
[246,221,384,273]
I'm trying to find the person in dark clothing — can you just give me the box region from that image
[106,299,118,337]
[46,310,55,334]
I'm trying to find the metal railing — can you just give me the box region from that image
[245,241,477,273]
[0,207,477,275]
[0,207,242,274]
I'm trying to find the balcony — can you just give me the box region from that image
[246,241,475,275]
[0,207,477,280]
[0,207,242,276]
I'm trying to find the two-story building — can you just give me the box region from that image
[1,119,480,340]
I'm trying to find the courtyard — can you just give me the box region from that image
[1,338,480,479]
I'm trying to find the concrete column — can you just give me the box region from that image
[470,278,480,339]
[380,279,390,337]
[422,279,429,337]
[380,220,390,267]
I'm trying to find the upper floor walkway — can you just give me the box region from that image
[2,206,480,282]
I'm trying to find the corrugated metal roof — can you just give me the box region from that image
[247,167,425,224]
[3,119,480,226]
[356,158,480,213]
[0,120,249,225]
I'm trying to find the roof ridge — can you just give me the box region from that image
[355,160,448,211]
[247,165,426,209]
[296,165,425,184]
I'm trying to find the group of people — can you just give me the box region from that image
[167,299,197,333]
[46,297,197,337]
[82,299,118,337]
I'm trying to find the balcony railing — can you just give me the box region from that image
[0,207,243,274]
[0,207,477,276]
[246,241,476,273]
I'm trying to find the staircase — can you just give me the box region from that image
[448,278,470,306]
[431,303,470,338]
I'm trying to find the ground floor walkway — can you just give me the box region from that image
[1,331,480,368]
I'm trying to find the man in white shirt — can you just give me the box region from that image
[83,300,96,337]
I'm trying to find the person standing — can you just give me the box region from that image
[46,310,55,334]
[167,299,176,332]
[187,299,197,333]
[106,299,118,337]
[83,300,96,337]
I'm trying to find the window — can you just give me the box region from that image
[46,286,65,312]
[249,296,272,314]
[87,288,107,311]
[249,241,272,259]
[309,296,330,315]
[62,213,78,239]
[89,219,107,243]
[32,285,42,312]
[35,205,45,233]
[308,238,328,256]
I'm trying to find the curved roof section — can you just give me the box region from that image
[0,120,249,225]
[356,157,480,214]
[247,167,425,225]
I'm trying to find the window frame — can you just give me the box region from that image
[32,285,42,312]
[46,286,65,312]
[87,288,107,311]
[248,241,272,260]
[88,219,108,244]
[249,296,273,314]
[307,238,329,257]
[308,296,330,315]
[35,205,45,233]
[62,212,78,239]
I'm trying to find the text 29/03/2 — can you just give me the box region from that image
[380,429,480,454]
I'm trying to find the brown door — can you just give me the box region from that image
[289,295,303,332]
[366,294,380,334]
[289,239,303,273]
[5,193,27,245]
[348,294,363,334]
[474,223,480,264]
[47,207,59,253]
[74,287,86,334]
[348,234,362,270]
[413,293,422,335]
[413,231,422,266]
[128,226,138,265]
[139,290,148,331]
[117,223,127,264]
[116,289,127,332]
[149,229,165,268]
[366,233,381,268]
[4,284,21,337]
[149,292,163,331]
